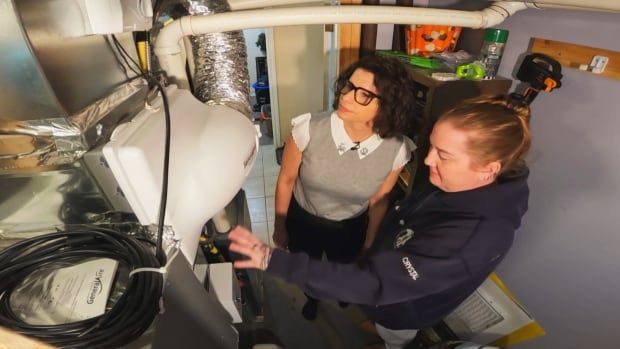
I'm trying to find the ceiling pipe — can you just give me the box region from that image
[229,0,620,12]
[228,0,325,11]
[155,1,528,88]
[482,2,529,27]
[523,2,620,12]
[512,0,620,12]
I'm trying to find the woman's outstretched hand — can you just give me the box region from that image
[228,225,274,271]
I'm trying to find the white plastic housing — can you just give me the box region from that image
[103,85,258,264]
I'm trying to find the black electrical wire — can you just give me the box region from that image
[105,35,131,80]
[152,78,171,263]
[109,33,171,264]
[110,34,144,77]
[0,226,163,349]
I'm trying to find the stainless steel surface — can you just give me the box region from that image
[0,0,64,121]
[1,0,147,173]
[185,0,252,117]
[14,0,141,115]
[0,162,113,238]
[0,0,148,238]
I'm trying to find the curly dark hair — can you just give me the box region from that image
[332,55,418,138]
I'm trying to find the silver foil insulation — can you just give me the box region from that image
[186,0,252,117]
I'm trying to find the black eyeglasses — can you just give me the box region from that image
[340,80,380,106]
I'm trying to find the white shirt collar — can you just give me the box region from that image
[330,112,383,159]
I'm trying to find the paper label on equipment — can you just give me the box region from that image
[10,258,119,325]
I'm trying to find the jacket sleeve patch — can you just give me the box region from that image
[401,257,420,280]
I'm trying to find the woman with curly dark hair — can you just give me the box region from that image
[333,56,417,139]
[272,55,418,320]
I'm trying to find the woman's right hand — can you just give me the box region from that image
[229,226,273,271]
[272,220,289,249]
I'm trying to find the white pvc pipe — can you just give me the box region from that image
[525,2,620,12]
[156,6,484,57]
[229,0,325,11]
[211,208,232,233]
[482,2,529,27]
[155,2,528,86]
[514,0,620,12]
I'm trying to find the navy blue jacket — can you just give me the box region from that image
[266,170,529,330]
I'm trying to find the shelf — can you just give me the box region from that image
[408,67,512,87]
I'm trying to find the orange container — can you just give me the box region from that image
[405,25,462,56]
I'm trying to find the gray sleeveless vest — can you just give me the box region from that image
[293,111,404,220]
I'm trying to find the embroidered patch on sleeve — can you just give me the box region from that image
[401,257,420,280]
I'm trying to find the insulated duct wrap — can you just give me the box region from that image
[186,0,252,117]
[0,118,83,171]
[0,80,147,172]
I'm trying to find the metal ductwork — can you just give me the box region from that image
[0,0,148,171]
[0,0,148,236]
[184,0,252,117]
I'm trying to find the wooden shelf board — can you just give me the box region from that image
[531,37,620,81]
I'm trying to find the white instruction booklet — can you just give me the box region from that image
[10,258,119,325]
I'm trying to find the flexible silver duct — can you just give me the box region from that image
[185,0,252,117]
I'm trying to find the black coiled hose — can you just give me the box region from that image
[0,226,162,348]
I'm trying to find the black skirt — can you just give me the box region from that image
[286,197,368,263]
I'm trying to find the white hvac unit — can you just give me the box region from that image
[103,85,259,264]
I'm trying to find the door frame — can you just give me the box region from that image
[264,27,282,147]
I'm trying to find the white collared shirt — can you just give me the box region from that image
[291,112,415,170]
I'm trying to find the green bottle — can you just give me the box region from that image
[480,28,509,79]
